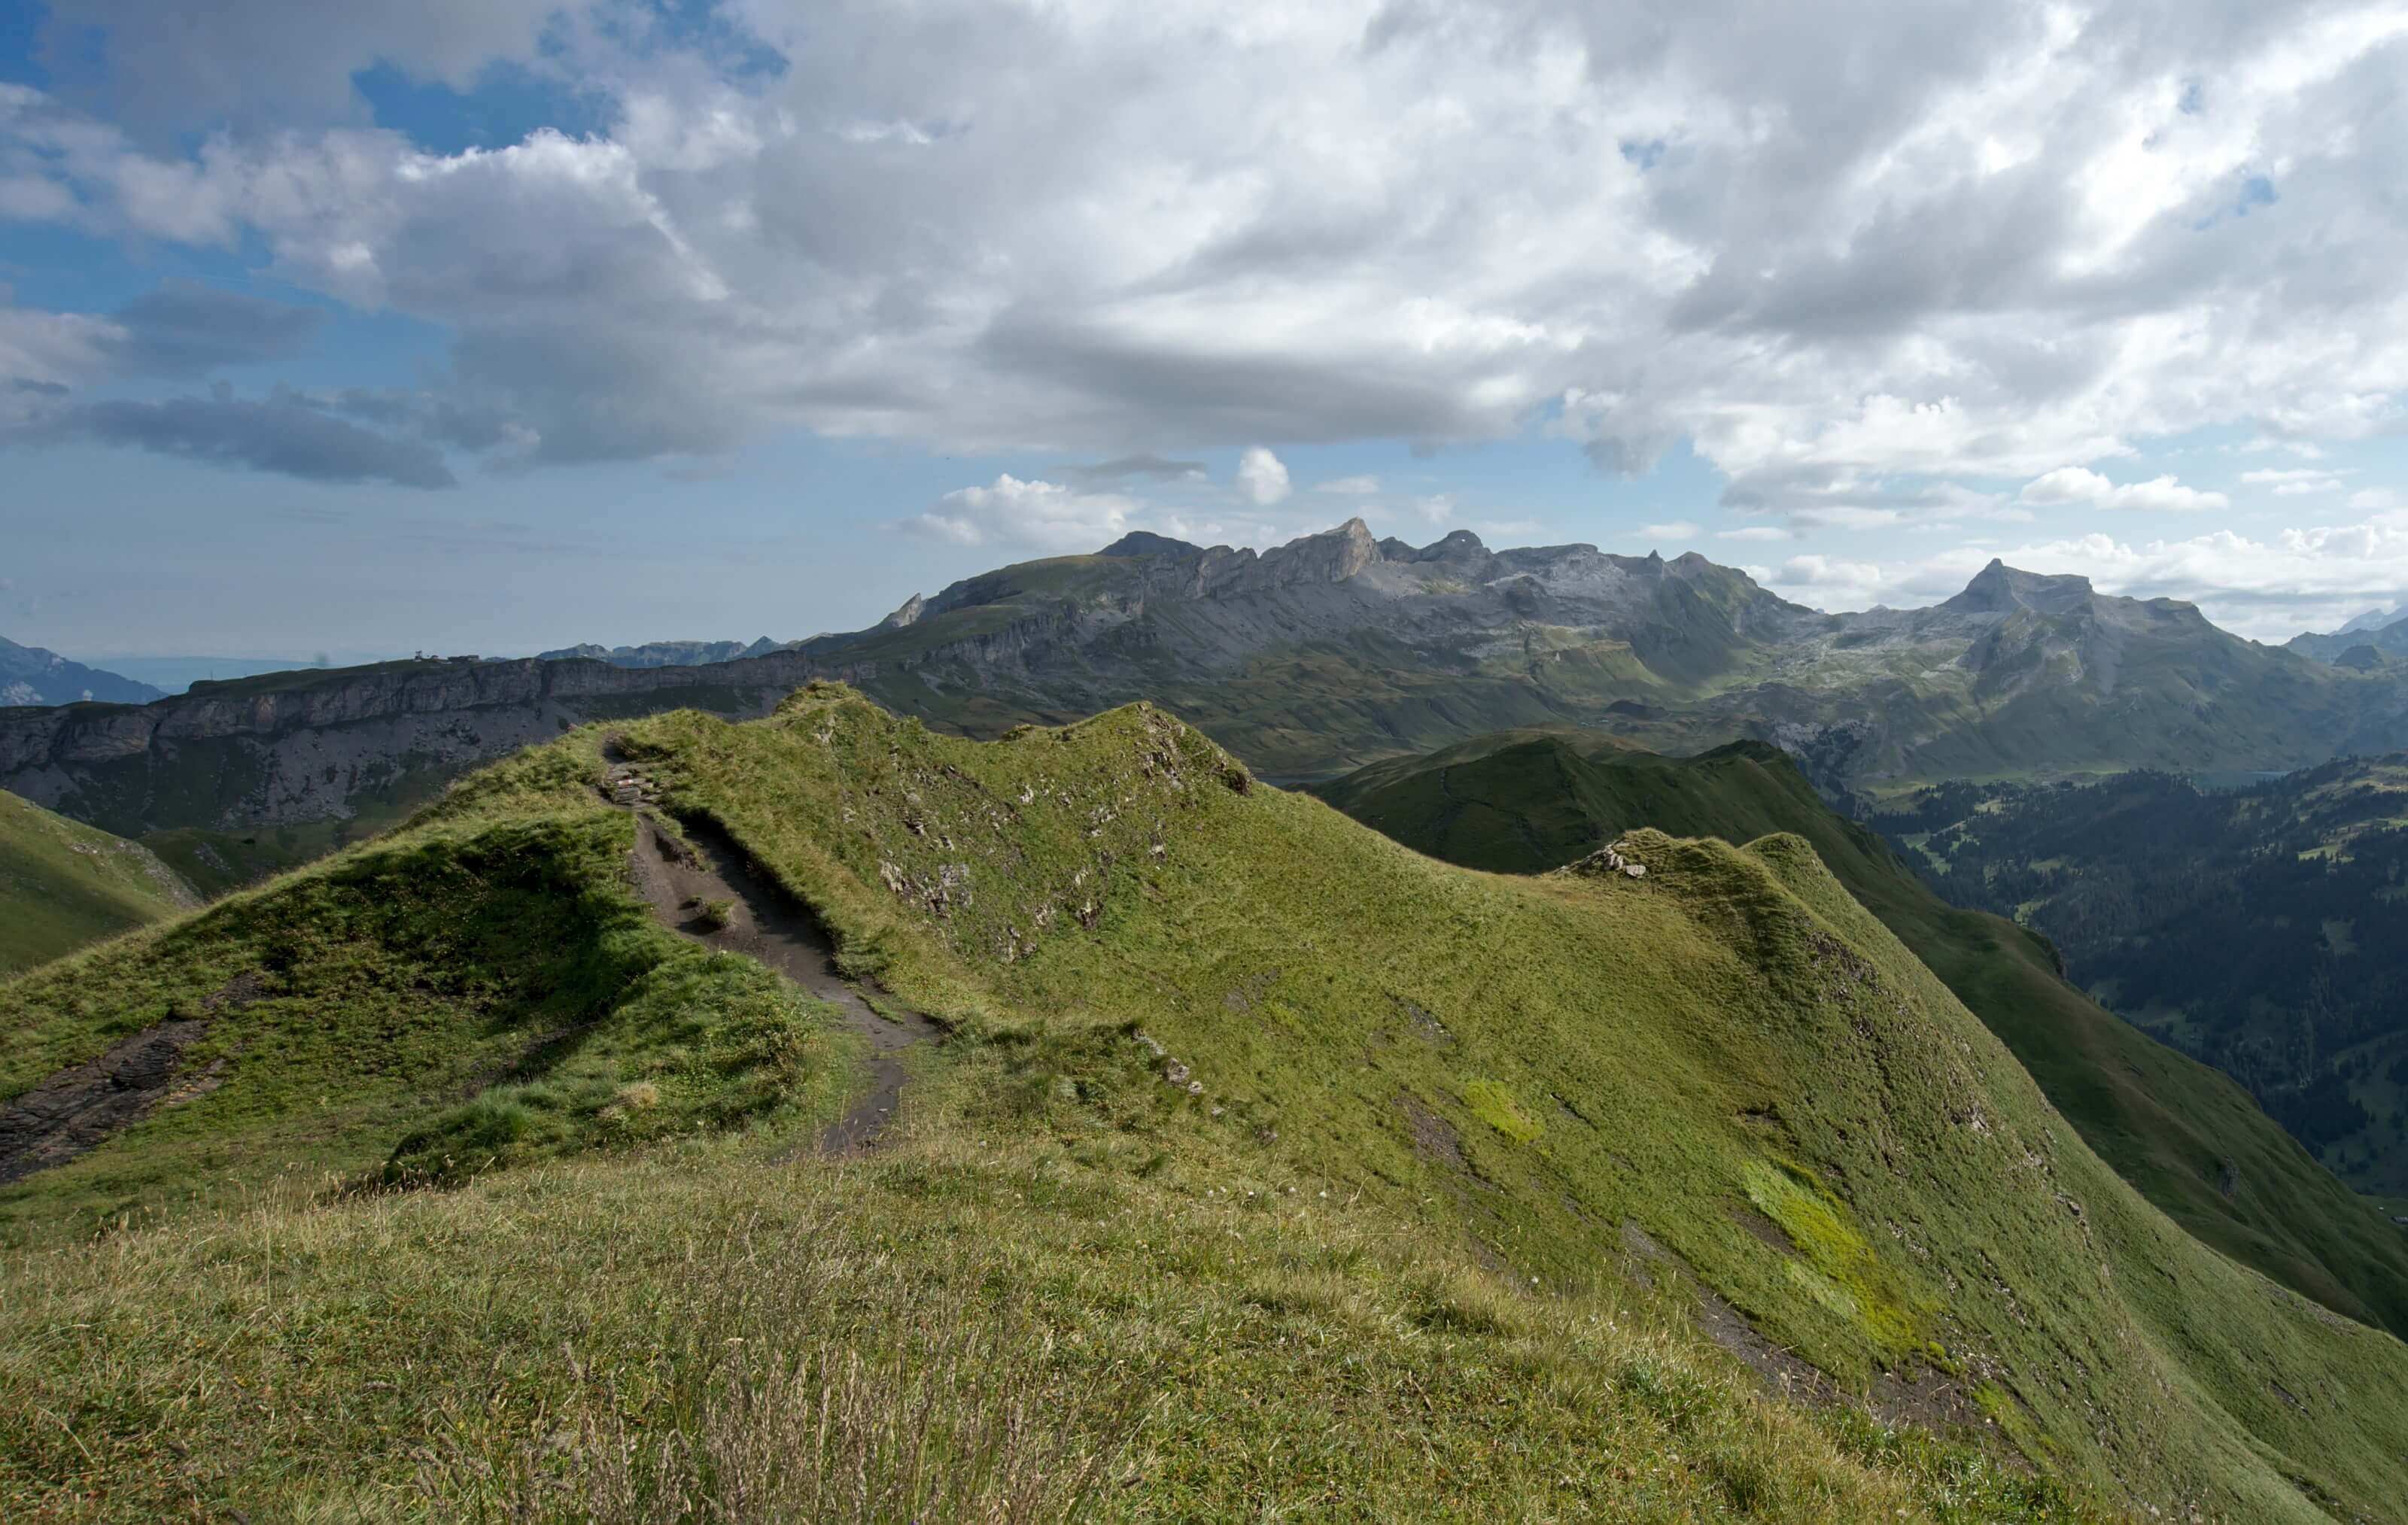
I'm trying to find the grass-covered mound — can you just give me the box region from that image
[0,742,857,1238]
[0,788,196,975]
[1317,727,2408,1342]
[5,687,2407,1520]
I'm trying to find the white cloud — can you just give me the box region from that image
[2240,467,2348,496]
[1236,446,1291,506]
[2020,466,2230,512]
[901,474,1137,553]
[1316,474,1380,495]
[1719,525,1792,542]
[1738,506,2408,637]
[0,0,2401,515]
[1637,520,1700,541]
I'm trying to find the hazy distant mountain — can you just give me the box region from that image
[96,656,337,695]
[2289,611,2408,664]
[0,637,163,706]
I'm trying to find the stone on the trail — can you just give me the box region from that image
[1624,863,1646,879]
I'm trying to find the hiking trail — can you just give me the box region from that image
[605,755,936,1156]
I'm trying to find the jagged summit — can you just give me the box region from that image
[1941,559,2096,618]
[877,592,928,630]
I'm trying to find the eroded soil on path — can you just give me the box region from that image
[619,807,937,1155]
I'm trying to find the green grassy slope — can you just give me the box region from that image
[625,689,2408,1519]
[8,691,2408,1519]
[0,741,859,1238]
[0,788,197,975]
[1315,728,2408,1344]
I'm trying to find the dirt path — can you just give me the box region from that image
[610,770,937,1156]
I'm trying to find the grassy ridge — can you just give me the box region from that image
[1315,728,2408,1342]
[0,789,196,975]
[7,690,2408,1518]
[625,688,2408,1518]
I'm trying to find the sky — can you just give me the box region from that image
[3,0,2407,662]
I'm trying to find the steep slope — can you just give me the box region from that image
[8,689,2408,1518]
[0,789,198,975]
[1886,758,2408,1196]
[1316,728,2408,1340]
[0,636,162,707]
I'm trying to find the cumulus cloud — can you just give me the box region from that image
[1236,446,1291,506]
[0,0,2400,510]
[2020,466,2230,512]
[901,473,1139,553]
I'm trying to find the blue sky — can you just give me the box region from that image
[4,0,2407,662]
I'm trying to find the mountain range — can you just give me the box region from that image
[0,637,163,708]
[2291,609,2408,665]
[11,521,2408,895]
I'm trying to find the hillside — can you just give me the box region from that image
[6,688,2408,1520]
[1881,758,2408,1197]
[1315,728,2408,1341]
[0,788,197,975]
[0,636,161,707]
[10,526,2404,896]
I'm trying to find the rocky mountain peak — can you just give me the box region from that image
[877,593,928,630]
[1944,559,2096,618]
[1411,530,1488,564]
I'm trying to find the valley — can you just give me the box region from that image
[1879,760,2408,1198]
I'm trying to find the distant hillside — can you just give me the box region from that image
[0,637,162,707]
[1881,758,2408,1199]
[1317,728,2408,1341]
[0,788,196,974]
[6,688,2408,1519]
